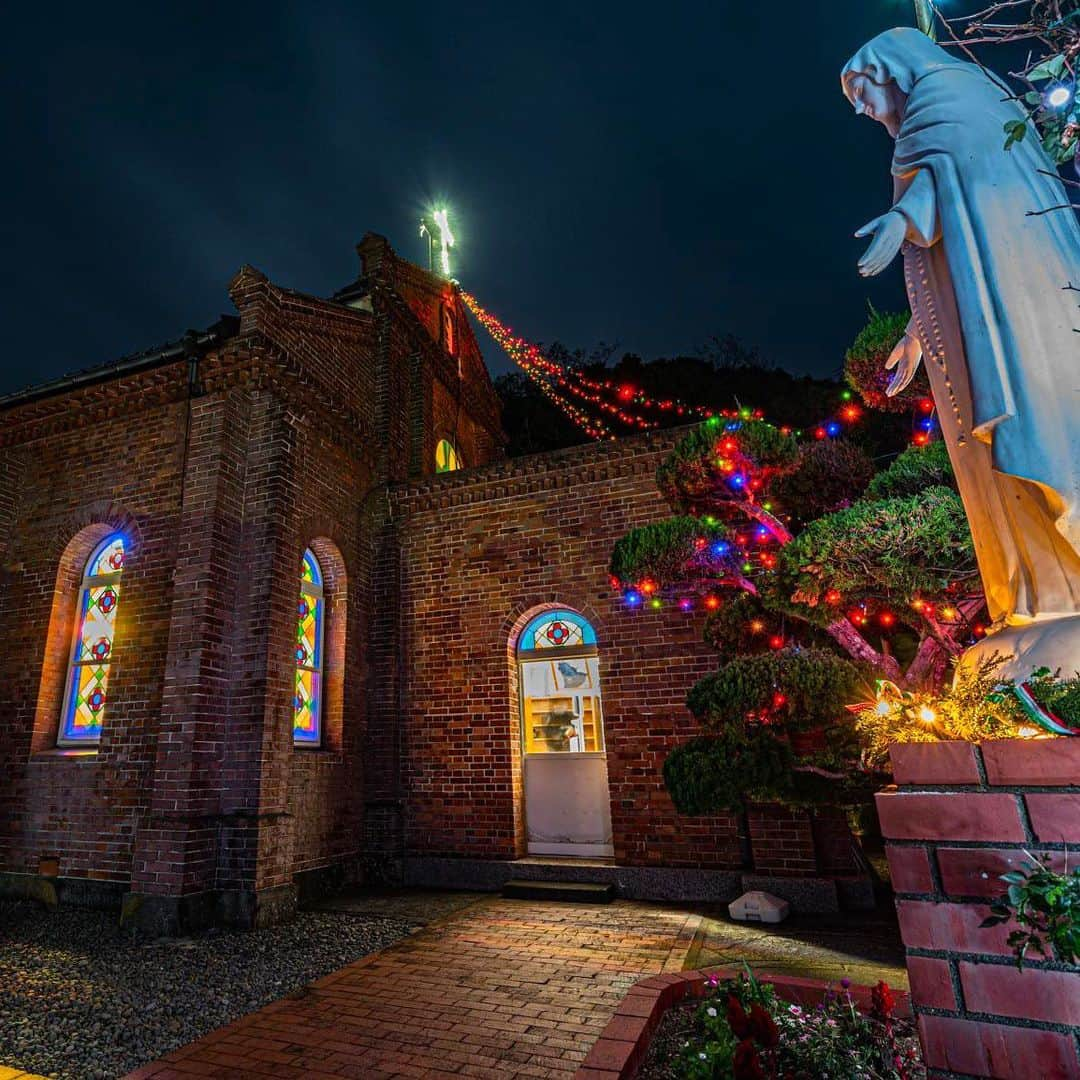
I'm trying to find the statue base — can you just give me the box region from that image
[958,615,1080,682]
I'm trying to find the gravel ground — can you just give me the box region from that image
[0,899,413,1080]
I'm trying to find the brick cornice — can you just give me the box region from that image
[0,361,192,448]
[390,425,693,516]
[205,341,378,470]
[229,264,377,338]
[0,341,376,469]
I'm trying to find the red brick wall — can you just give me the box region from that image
[746,806,818,877]
[357,234,505,478]
[431,374,491,475]
[0,238,838,914]
[390,429,745,870]
[878,740,1080,1077]
[0,379,188,885]
[0,287,387,907]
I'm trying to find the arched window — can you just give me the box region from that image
[294,549,325,746]
[435,438,461,474]
[517,609,604,754]
[59,534,125,746]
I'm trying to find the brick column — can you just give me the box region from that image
[215,391,300,927]
[127,388,252,933]
[877,739,1080,1078]
[127,385,301,934]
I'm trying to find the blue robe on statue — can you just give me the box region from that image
[843,29,1080,625]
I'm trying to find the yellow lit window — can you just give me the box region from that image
[517,611,604,754]
[435,438,460,473]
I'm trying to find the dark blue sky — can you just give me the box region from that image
[1,2,977,395]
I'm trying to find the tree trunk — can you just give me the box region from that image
[904,634,951,689]
[825,618,902,680]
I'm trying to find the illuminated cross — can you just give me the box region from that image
[419,208,455,278]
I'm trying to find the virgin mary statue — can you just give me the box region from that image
[842,27,1080,678]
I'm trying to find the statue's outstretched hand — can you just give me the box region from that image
[885,332,923,397]
[855,211,906,277]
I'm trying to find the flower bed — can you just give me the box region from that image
[578,968,914,1079]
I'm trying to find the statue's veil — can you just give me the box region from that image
[841,27,973,103]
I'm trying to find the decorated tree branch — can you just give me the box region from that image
[933,0,1080,176]
[611,416,983,687]
[608,309,1002,813]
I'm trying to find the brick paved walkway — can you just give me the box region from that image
[125,897,700,1079]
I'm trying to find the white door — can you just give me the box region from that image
[520,652,614,858]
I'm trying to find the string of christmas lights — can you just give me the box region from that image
[462,291,621,437]
[462,289,937,450]
[461,288,958,645]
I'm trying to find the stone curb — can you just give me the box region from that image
[576,967,912,1079]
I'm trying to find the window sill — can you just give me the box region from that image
[30,747,99,761]
[292,746,342,760]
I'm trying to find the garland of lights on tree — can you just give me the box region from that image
[460,289,963,653]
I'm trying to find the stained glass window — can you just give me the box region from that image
[293,549,324,746]
[517,610,604,754]
[435,438,460,474]
[518,610,597,653]
[59,534,125,745]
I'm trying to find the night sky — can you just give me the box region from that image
[1,2,987,397]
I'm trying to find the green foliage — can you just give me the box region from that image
[775,486,975,613]
[657,420,798,514]
[854,658,1080,770]
[844,307,930,413]
[703,594,774,658]
[609,516,725,587]
[854,658,1020,769]
[668,651,875,813]
[772,439,875,524]
[865,439,955,500]
[687,649,866,733]
[1003,117,1029,150]
[663,729,796,814]
[732,418,801,468]
[1026,666,1080,725]
[1012,52,1078,165]
[982,854,1080,969]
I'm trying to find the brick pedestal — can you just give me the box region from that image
[877,739,1080,1079]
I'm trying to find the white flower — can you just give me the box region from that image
[706,1007,717,1017]
[699,1052,708,1060]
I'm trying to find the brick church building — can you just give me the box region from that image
[0,235,867,933]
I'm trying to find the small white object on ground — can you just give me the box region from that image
[728,890,790,924]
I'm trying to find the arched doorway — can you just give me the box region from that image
[516,609,614,858]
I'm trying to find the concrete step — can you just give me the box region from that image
[502,879,615,903]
